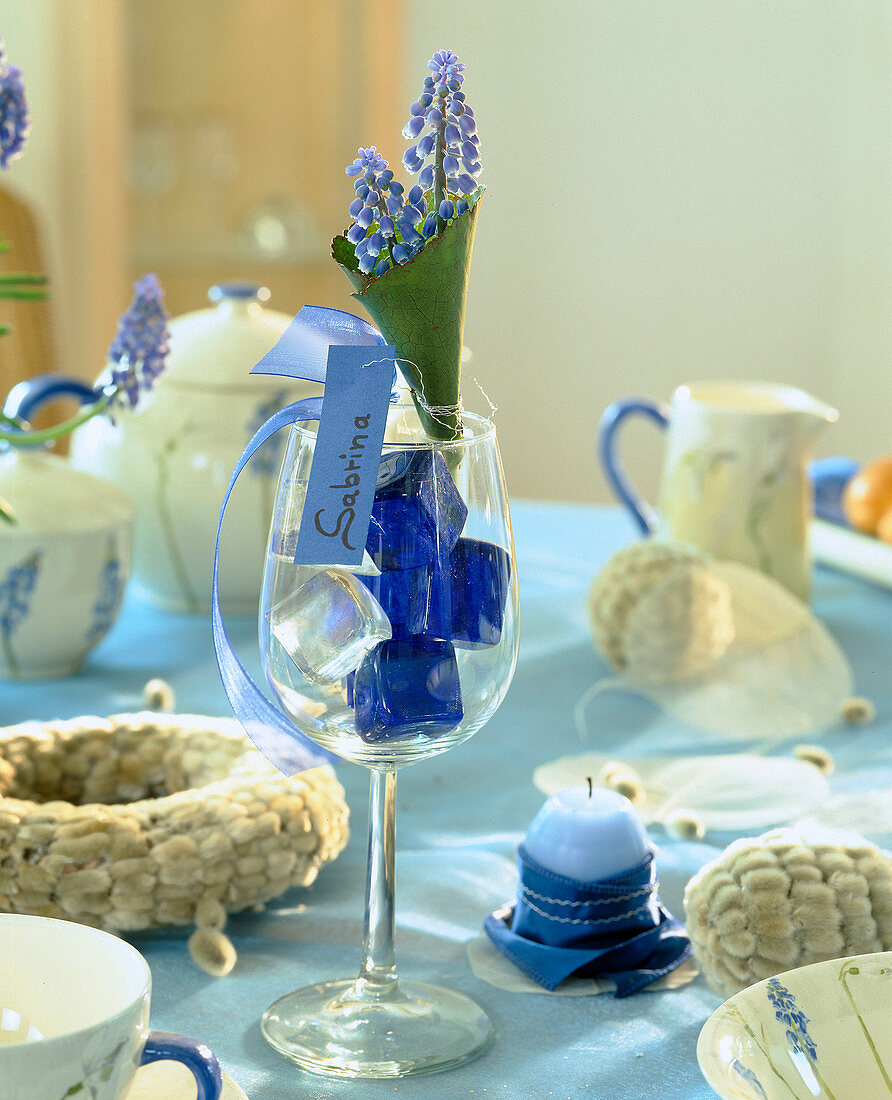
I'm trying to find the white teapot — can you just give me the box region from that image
[69,283,319,612]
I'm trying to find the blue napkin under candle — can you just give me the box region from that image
[484,846,691,997]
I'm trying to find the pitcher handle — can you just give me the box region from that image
[141,1030,223,1100]
[3,373,99,423]
[598,397,670,534]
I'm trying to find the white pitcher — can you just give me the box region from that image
[598,381,838,600]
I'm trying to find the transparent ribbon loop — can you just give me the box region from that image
[212,304,415,773]
[212,395,338,775]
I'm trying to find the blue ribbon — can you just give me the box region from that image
[211,305,387,775]
[484,847,692,996]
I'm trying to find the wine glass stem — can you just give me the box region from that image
[354,768,398,1001]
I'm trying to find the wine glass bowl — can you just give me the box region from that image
[260,408,518,771]
[257,405,519,1077]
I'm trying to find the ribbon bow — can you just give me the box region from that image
[211,305,386,774]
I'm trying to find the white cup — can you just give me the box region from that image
[0,915,222,1100]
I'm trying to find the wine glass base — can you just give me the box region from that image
[261,977,494,1078]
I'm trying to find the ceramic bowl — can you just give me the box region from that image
[0,449,134,679]
[697,951,892,1099]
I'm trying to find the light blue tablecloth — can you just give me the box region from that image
[3,503,890,1100]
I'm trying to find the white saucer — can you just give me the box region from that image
[124,1060,248,1099]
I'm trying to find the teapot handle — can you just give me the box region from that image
[3,373,99,423]
[597,397,670,534]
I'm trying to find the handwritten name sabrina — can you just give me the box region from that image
[313,415,371,550]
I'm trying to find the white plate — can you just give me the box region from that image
[124,1062,248,1099]
[811,517,892,590]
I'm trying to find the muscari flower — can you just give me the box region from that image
[402,48,482,216]
[108,273,171,408]
[0,551,40,638]
[0,40,29,169]
[766,978,818,1062]
[342,51,482,276]
[344,146,420,274]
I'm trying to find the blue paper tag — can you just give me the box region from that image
[293,344,396,567]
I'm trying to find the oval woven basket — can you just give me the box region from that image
[0,712,349,933]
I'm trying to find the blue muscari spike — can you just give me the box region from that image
[356,206,374,229]
[438,199,454,220]
[444,123,461,143]
[418,165,435,189]
[375,257,391,275]
[346,223,366,244]
[442,154,460,177]
[388,180,404,195]
[392,243,410,264]
[417,133,435,157]
[422,212,438,238]
[456,197,469,215]
[358,251,376,274]
[407,184,424,205]
[349,197,363,216]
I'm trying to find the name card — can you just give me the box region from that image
[293,343,395,567]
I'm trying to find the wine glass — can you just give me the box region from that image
[258,404,519,1078]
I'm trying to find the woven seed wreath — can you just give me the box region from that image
[0,713,349,974]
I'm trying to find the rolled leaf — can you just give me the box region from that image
[333,192,483,441]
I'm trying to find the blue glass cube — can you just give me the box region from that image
[366,495,439,571]
[352,637,464,743]
[359,566,420,639]
[409,538,511,648]
[366,449,468,571]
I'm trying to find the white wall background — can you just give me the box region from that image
[4,2,891,504]
[408,1,892,503]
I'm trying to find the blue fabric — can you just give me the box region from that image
[4,503,891,1099]
[484,847,691,995]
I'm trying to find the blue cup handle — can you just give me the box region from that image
[597,397,671,535]
[140,1031,223,1100]
[3,372,100,423]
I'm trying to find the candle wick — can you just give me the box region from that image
[586,776,593,799]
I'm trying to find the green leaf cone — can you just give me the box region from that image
[333,193,483,441]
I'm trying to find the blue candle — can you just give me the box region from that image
[523,783,651,882]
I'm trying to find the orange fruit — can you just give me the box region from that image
[876,508,892,545]
[843,455,892,535]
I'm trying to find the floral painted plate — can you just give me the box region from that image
[697,951,892,1099]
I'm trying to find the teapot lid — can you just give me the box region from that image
[162,282,294,389]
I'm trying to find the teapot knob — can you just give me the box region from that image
[208,281,270,304]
